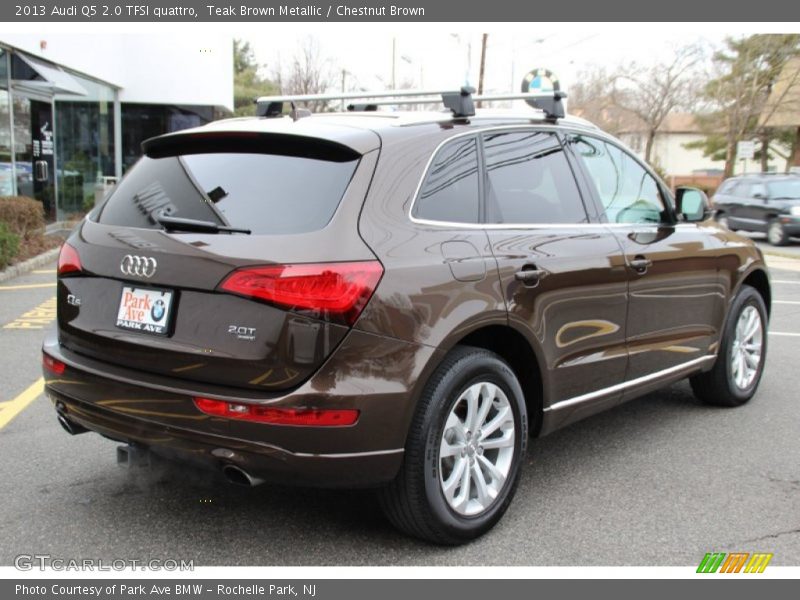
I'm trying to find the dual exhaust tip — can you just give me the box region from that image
[57,413,89,436]
[57,410,263,487]
[221,464,264,487]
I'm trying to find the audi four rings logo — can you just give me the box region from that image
[120,255,158,278]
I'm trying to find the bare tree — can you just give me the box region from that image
[272,36,334,112]
[568,66,629,135]
[612,44,703,163]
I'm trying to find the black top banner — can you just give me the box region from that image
[5,0,800,22]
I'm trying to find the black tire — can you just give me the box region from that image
[690,285,768,407]
[378,346,528,545]
[767,219,789,246]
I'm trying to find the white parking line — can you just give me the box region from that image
[772,280,800,284]
[769,332,800,337]
[773,300,800,305]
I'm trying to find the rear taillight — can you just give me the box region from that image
[218,261,383,325]
[43,352,66,376]
[193,397,359,427]
[57,242,82,276]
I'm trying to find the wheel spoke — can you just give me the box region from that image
[471,462,491,507]
[464,386,480,431]
[440,438,462,458]
[478,454,507,488]
[481,405,511,439]
[454,460,472,512]
[442,457,467,503]
[475,383,494,430]
[445,412,466,441]
[480,431,515,451]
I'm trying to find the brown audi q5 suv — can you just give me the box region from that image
[43,99,771,545]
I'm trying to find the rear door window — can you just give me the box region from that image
[482,131,588,224]
[98,151,359,235]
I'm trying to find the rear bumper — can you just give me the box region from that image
[43,328,439,488]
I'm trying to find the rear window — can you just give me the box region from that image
[98,151,359,235]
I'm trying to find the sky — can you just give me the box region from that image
[245,28,730,99]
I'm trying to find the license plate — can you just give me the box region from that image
[116,286,174,336]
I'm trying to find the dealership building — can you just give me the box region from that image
[0,34,233,222]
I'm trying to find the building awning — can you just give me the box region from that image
[11,52,87,97]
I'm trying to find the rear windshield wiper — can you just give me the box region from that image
[156,214,251,235]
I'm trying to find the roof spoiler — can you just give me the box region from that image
[255,88,568,121]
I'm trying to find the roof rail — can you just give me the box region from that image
[255,88,567,121]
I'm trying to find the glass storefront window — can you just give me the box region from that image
[54,73,116,219]
[0,50,13,197]
[121,104,216,172]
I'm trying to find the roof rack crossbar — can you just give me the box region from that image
[256,89,568,120]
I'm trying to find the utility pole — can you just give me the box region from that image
[477,33,488,108]
[341,69,347,111]
[391,37,396,89]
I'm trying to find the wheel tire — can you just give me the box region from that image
[716,214,735,231]
[378,346,528,545]
[767,220,789,246]
[690,285,768,407]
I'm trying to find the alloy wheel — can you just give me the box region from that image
[438,382,515,516]
[731,305,764,390]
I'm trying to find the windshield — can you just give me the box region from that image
[768,179,800,199]
[98,152,359,235]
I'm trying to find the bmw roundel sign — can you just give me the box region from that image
[521,68,560,108]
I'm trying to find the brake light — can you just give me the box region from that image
[218,261,383,325]
[193,397,359,427]
[43,352,66,376]
[57,242,82,275]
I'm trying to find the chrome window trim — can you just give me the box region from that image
[407,124,636,230]
[544,355,715,413]
[407,123,680,231]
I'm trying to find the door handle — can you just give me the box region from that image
[629,255,652,273]
[514,267,547,285]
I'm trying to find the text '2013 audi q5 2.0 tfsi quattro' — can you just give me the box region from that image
[43,88,771,545]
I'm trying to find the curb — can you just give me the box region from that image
[0,247,61,283]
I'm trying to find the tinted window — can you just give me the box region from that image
[482,131,587,224]
[769,179,800,199]
[572,136,666,224]
[414,136,480,223]
[748,182,768,198]
[99,152,358,235]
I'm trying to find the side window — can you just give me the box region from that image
[482,131,588,224]
[749,182,768,198]
[413,136,480,223]
[572,135,667,224]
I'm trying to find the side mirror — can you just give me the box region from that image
[753,192,766,200]
[675,187,711,223]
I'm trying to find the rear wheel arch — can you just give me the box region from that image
[444,325,545,437]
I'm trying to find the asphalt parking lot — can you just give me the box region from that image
[0,256,798,567]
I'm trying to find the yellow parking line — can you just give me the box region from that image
[32,269,56,274]
[0,283,56,290]
[0,378,44,430]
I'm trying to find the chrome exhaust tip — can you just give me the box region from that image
[57,414,88,436]
[222,464,264,487]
